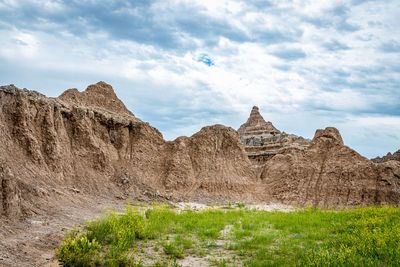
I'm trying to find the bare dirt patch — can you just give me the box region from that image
[0,195,126,267]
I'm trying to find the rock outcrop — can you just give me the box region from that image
[0,82,399,220]
[58,81,137,118]
[238,106,281,136]
[238,106,310,168]
[260,127,400,208]
[372,150,400,163]
[163,125,257,201]
[0,83,256,220]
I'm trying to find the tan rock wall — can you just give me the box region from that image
[261,127,400,208]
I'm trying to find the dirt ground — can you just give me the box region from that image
[0,195,127,267]
[0,198,295,267]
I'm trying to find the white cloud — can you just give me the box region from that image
[0,0,399,158]
[0,31,39,59]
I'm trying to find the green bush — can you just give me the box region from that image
[163,242,184,259]
[56,205,150,266]
[55,228,101,267]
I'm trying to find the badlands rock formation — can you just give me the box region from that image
[0,82,399,221]
[1,82,399,266]
[372,149,400,163]
[0,82,256,219]
[238,106,310,167]
[261,127,400,208]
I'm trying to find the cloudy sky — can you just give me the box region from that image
[0,0,399,158]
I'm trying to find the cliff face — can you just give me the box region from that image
[0,83,256,219]
[261,127,400,208]
[0,83,150,219]
[0,160,22,219]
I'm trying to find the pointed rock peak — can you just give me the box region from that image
[238,106,280,135]
[250,105,259,114]
[248,106,266,123]
[58,82,136,118]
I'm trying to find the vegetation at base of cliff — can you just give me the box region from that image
[55,204,400,266]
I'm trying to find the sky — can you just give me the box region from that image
[0,0,399,158]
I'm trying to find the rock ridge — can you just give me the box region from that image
[372,149,400,163]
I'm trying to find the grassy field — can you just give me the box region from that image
[55,203,400,266]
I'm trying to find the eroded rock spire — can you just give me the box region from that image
[238,106,280,136]
[238,106,310,167]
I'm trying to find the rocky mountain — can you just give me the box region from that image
[238,106,310,168]
[260,127,400,208]
[371,150,400,163]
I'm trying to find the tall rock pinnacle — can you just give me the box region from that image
[238,106,280,136]
[238,106,310,168]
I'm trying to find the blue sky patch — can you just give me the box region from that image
[197,54,214,66]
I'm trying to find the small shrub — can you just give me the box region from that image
[55,228,101,267]
[163,242,184,259]
[174,235,193,249]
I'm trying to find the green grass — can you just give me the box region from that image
[55,204,400,266]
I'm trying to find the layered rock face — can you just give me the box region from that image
[372,150,400,163]
[238,106,310,167]
[261,127,400,208]
[0,83,256,219]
